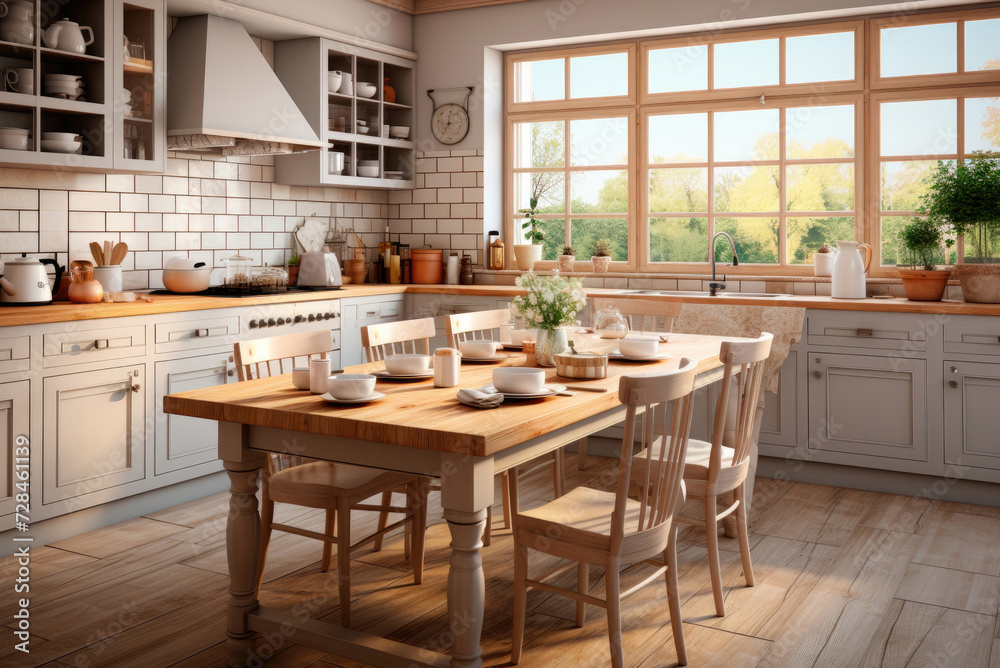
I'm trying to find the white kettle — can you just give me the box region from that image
[831,240,873,299]
[0,254,64,306]
[43,18,94,54]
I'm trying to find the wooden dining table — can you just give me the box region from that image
[162,332,745,668]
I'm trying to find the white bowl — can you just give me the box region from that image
[0,127,29,135]
[291,367,311,390]
[0,134,28,150]
[327,374,376,400]
[327,71,342,93]
[357,165,379,178]
[358,159,378,166]
[45,74,83,81]
[384,354,430,375]
[493,368,545,394]
[618,337,660,357]
[40,139,81,154]
[44,81,78,95]
[42,131,80,142]
[459,340,499,359]
[355,82,377,98]
[389,125,410,139]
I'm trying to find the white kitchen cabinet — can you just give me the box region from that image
[944,360,1000,476]
[42,364,146,509]
[154,353,233,476]
[0,380,29,532]
[340,294,405,367]
[758,350,800,449]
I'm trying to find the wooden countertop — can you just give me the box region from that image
[2,283,1000,328]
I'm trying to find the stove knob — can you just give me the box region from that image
[294,315,304,324]
[277,317,285,326]
[325,312,334,320]
[249,320,258,329]
[267,318,276,327]
[257,319,267,328]
[317,312,325,320]
[307,314,316,322]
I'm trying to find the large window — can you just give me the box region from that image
[505,8,1000,275]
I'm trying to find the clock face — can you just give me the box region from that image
[431,103,469,145]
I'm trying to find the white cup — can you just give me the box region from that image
[291,366,311,390]
[6,68,32,94]
[433,348,461,388]
[309,357,331,394]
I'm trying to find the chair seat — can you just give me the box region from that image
[636,437,736,481]
[518,486,646,551]
[268,461,417,501]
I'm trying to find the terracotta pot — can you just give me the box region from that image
[513,244,542,271]
[897,268,951,302]
[411,249,443,284]
[287,265,299,286]
[954,263,1000,303]
[592,255,611,273]
[383,78,396,103]
[345,259,367,284]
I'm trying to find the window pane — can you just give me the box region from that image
[786,32,855,84]
[512,217,566,257]
[881,216,911,266]
[513,121,564,169]
[714,39,779,88]
[649,113,708,163]
[964,19,1000,71]
[786,105,855,159]
[648,45,708,93]
[649,217,708,262]
[514,172,565,213]
[965,97,1000,155]
[715,217,779,264]
[880,23,957,77]
[515,58,564,102]
[571,170,627,213]
[570,117,628,166]
[880,99,957,156]
[879,160,941,211]
[649,168,708,213]
[786,164,855,212]
[787,217,855,264]
[714,166,779,212]
[570,218,628,261]
[714,109,779,162]
[570,53,628,98]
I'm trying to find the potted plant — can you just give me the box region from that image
[897,218,953,301]
[919,155,1000,303]
[287,255,300,286]
[814,244,835,277]
[510,271,587,367]
[514,197,544,271]
[592,238,612,273]
[558,245,575,272]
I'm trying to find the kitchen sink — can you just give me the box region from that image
[625,290,786,298]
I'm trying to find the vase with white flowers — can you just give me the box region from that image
[511,271,587,366]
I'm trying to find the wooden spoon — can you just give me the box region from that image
[104,241,112,267]
[110,242,128,265]
[90,242,104,266]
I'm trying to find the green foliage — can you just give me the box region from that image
[593,238,611,257]
[561,246,574,256]
[517,197,545,245]
[918,155,1000,262]
[899,218,952,271]
[287,255,300,266]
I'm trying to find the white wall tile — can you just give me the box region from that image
[0,188,38,209]
[69,191,119,212]
[135,175,163,194]
[106,174,135,193]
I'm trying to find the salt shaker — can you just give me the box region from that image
[310,355,331,394]
[433,347,461,387]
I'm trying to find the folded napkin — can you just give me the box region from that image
[457,386,504,409]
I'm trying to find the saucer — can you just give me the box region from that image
[501,343,523,350]
[321,391,386,404]
[461,353,509,363]
[484,384,566,399]
[372,370,433,380]
[608,352,673,362]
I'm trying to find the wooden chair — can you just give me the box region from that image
[446,309,565,543]
[234,329,428,629]
[578,298,684,470]
[632,332,773,617]
[509,358,699,668]
[361,316,435,361]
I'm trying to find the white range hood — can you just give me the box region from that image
[167,14,323,156]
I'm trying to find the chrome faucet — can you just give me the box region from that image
[709,232,739,296]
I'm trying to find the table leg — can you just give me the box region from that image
[225,459,264,667]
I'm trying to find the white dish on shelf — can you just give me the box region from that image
[355,127,369,135]
[45,74,83,82]
[357,159,378,167]
[0,134,29,151]
[327,70,342,93]
[42,131,80,142]
[40,139,82,154]
[357,165,379,178]
[389,125,410,139]
[384,170,404,180]
[355,82,377,98]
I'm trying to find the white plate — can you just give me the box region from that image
[461,353,509,363]
[372,370,433,379]
[320,391,386,404]
[608,352,673,362]
[501,343,523,350]
[483,384,566,399]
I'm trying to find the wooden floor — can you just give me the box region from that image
[3,457,1000,668]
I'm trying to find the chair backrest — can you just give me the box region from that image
[361,317,436,362]
[446,308,510,348]
[591,297,681,333]
[612,358,698,554]
[234,329,333,381]
[708,332,773,477]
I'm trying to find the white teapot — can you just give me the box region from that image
[43,18,94,54]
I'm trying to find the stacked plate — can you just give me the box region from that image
[40,131,82,154]
[44,74,85,100]
[384,170,405,180]
[121,87,133,117]
[0,127,31,151]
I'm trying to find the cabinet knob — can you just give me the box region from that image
[950,366,959,374]
[813,371,823,379]
[949,380,959,389]
[227,370,234,377]
[130,383,141,393]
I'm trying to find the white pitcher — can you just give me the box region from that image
[831,240,873,299]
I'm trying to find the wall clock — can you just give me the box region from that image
[427,87,474,145]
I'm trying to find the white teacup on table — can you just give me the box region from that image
[618,336,660,358]
[492,367,545,394]
[459,339,500,359]
[384,353,430,375]
[327,374,376,400]
[291,366,311,390]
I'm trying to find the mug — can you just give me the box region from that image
[5,67,32,94]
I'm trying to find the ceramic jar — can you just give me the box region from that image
[0,1,34,46]
[383,78,395,103]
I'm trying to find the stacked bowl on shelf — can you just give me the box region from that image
[0,127,30,151]
[357,159,378,178]
[40,132,81,154]
[43,74,85,100]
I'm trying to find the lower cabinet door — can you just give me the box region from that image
[807,352,927,462]
[0,380,29,532]
[154,354,234,475]
[944,360,1000,471]
[43,366,146,508]
[758,351,798,448]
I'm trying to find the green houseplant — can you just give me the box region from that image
[557,245,575,272]
[919,155,1000,303]
[514,197,545,271]
[591,238,612,273]
[896,218,953,301]
[287,254,300,286]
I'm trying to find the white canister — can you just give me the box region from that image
[433,347,461,388]
[445,252,460,285]
[92,265,123,292]
[310,357,331,394]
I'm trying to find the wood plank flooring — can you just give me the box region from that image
[2,458,999,668]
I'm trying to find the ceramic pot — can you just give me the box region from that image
[346,259,366,284]
[557,255,575,272]
[954,263,1000,303]
[831,240,873,299]
[814,252,835,277]
[535,327,568,367]
[383,78,395,103]
[513,244,542,271]
[592,255,612,273]
[898,268,951,302]
[0,1,34,45]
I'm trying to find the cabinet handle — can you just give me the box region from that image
[130,383,141,393]
[365,310,377,317]
[813,371,823,379]
[95,339,109,349]
[856,328,874,337]
[195,329,209,337]
[949,380,959,389]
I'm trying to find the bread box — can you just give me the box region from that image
[554,351,608,379]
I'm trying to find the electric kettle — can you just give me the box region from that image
[0,254,64,305]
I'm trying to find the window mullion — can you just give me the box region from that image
[707,111,716,246]
[779,107,788,265]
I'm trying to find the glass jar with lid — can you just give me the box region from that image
[593,306,629,339]
[222,255,253,292]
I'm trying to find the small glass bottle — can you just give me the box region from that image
[400,244,411,283]
[460,254,474,285]
[488,231,505,270]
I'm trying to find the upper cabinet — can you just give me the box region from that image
[0,0,164,172]
[273,37,415,189]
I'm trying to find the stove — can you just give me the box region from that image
[149,286,342,298]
